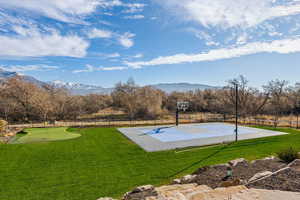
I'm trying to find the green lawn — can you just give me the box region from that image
[9,127,81,144]
[0,126,300,200]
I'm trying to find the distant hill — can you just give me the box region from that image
[0,69,220,95]
[0,69,46,86]
[0,69,18,80]
[151,83,219,93]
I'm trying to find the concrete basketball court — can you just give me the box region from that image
[118,123,287,152]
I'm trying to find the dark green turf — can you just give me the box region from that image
[0,126,299,200]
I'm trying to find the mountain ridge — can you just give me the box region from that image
[0,69,220,94]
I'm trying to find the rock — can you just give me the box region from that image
[220,179,242,187]
[288,159,300,171]
[145,184,300,200]
[123,185,157,200]
[263,156,276,160]
[172,178,181,184]
[251,156,277,164]
[248,171,273,183]
[213,163,230,167]
[229,158,248,167]
[180,174,197,184]
[132,185,155,193]
[155,184,212,200]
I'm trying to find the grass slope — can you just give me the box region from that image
[0,126,299,200]
[9,127,81,144]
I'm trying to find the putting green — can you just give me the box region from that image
[10,127,81,144]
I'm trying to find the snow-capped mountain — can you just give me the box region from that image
[50,81,219,95]
[151,83,219,93]
[52,80,98,90]
[1,69,220,95]
[50,80,113,95]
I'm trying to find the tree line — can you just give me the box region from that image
[0,76,300,124]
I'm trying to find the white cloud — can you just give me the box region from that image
[87,28,113,39]
[124,15,145,19]
[101,66,127,71]
[0,0,124,24]
[289,22,300,32]
[0,64,59,72]
[206,41,220,46]
[133,53,143,58]
[91,52,121,59]
[126,37,300,68]
[73,64,127,73]
[73,64,96,73]
[118,32,135,48]
[236,33,248,45]
[0,0,146,24]
[0,11,34,27]
[159,0,300,29]
[87,29,136,48]
[187,28,219,46]
[106,53,120,58]
[0,27,89,58]
[268,31,283,36]
[122,3,146,13]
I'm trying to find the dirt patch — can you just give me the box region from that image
[191,157,287,188]
[248,167,300,192]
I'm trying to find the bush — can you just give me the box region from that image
[0,120,7,133]
[17,130,28,135]
[277,147,299,163]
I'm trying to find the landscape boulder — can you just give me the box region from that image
[123,185,157,200]
[220,178,242,187]
[180,174,197,184]
[248,171,273,183]
[287,159,300,171]
[172,179,181,184]
[228,158,248,167]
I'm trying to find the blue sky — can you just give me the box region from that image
[1,0,300,87]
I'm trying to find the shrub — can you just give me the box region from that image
[0,120,7,133]
[17,130,28,135]
[277,147,299,163]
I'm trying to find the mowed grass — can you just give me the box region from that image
[9,127,81,144]
[0,126,300,200]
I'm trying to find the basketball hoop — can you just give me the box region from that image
[177,101,189,112]
[176,101,189,126]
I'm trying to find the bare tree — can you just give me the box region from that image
[287,83,300,128]
[3,78,39,122]
[263,79,289,127]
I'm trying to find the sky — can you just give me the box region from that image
[1,0,300,87]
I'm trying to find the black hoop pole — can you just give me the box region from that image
[235,83,238,142]
[176,108,179,126]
